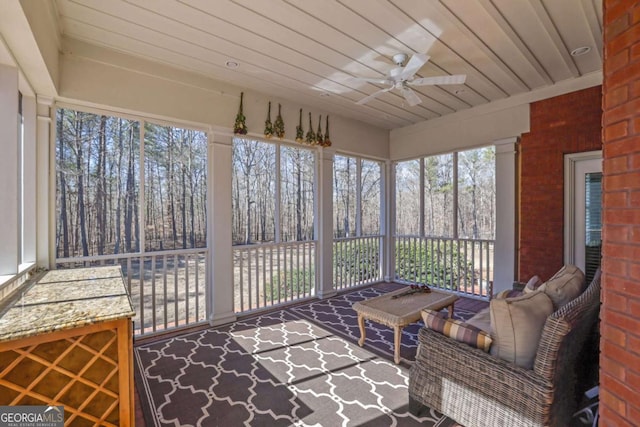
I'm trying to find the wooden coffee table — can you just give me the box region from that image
[352,287,459,364]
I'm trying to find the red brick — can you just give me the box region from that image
[633,5,640,25]
[604,271,640,297]
[629,263,640,281]
[608,22,640,56]
[605,98,640,126]
[612,9,632,33]
[601,355,627,381]
[630,80,640,99]
[599,404,635,427]
[602,337,640,367]
[627,298,640,317]
[627,370,640,392]
[519,87,602,280]
[604,208,640,227]
[606,120,630,141]
[605,171,640,190]
[607,85,629,109]
[629,406,640,426]
[604,191,629,208]
[601,372,638,409]
[600,387,628,420]
[602,322,628,347]
[604,257,629,276]
[611,49,631,74]
[632,42,640,63]
[627,332,640,356]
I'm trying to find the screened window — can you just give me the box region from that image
[394,159,421,235]
[333,155,382,237]
[361,159,381,235]
[395,146,495,240]
[424,154,454,237]
[232,138,315,245]
[458,147,495,240]
[55,108,207,258]
[281,146,315,242]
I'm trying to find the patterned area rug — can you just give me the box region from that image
[135,284,483,426]
[290,283,481,364]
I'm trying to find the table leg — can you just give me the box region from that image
[394,326,402,364]
[357,314,366,347]
[448,303,455,318]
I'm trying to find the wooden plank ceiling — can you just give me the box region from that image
[54,0,603,130]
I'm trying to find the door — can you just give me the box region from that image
[565,152,602,283]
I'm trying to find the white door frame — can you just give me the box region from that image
[564,150,602,267]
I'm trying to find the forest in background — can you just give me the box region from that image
[56,109,207,258]
[56,108,494,263]
[395,147,495,240]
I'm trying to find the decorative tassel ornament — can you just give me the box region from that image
[316,114,323,145]
[274,103,285,139]
[264,101,273,138]
[233,92,248,135]
[305,112,316,144]
[323,115,332,147]
[295,108,304,142]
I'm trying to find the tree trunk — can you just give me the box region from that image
[124,125,135,252]
[296,154,302,241]
[96,115,107,254]
[58,113,70,258]
[75,114,89,257]
[168,128,177,248]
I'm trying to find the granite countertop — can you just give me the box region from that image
[0,265,135,342]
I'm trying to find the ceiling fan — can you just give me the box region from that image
[353,53,466,106]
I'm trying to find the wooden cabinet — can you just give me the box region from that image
[0,266,135,426]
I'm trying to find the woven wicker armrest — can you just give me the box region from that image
[409,327,551,427]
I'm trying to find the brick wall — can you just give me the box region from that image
[519,86,602,281]
[601,1,640,425]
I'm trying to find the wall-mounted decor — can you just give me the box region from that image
[233,92,248,135]
[323,115,332,147]
[316,114,323,145]
[264,101,273,138]
[305,112,316,144]
[296,109,304,142]
[275,104,285,139]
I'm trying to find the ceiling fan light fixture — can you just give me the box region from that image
[570,46,591,57]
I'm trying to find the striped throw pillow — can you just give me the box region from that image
[422,309,493,352]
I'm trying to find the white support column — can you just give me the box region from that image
[383,160,394,282]
[316,147,336,299]
[208,131,237,326]
[493,137,519,293]
[0,65,19,275]
[38,96,53,268]
[22,94,37,265]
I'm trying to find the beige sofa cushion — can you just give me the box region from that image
[490,291,554,369]
[538,265,585,309]
[466,307,491,334]
[522,275,543,293]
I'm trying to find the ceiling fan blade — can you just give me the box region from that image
[398,53,429,80]
[356,86,394,105]
[349,76,392,85]
[409,74,467,86]
[400,86,422,106]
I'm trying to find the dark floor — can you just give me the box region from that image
[132,286,489,427]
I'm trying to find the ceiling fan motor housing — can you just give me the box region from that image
[392,53,408,66]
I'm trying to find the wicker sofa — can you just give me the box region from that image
[408,268,601,427]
